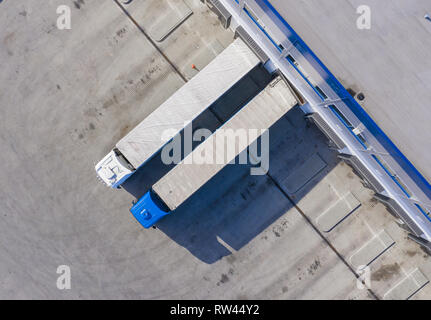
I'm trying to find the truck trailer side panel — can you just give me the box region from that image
[115,38,260,169]
[152,77,298,211]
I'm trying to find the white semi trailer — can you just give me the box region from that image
[130,77,298,228]
[95,38,260,188]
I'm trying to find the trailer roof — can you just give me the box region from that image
[116,38,260,169]
[153,78,298,211]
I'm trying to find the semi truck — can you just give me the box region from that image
[130,77,298,228]
[95,38,260,188]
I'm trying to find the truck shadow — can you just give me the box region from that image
[123,105,340,264]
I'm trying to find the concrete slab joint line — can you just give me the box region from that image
[282,153,327,194]
[148,0,193,42]
[113,0,188,83]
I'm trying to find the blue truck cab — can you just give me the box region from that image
[130,191,171,228]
